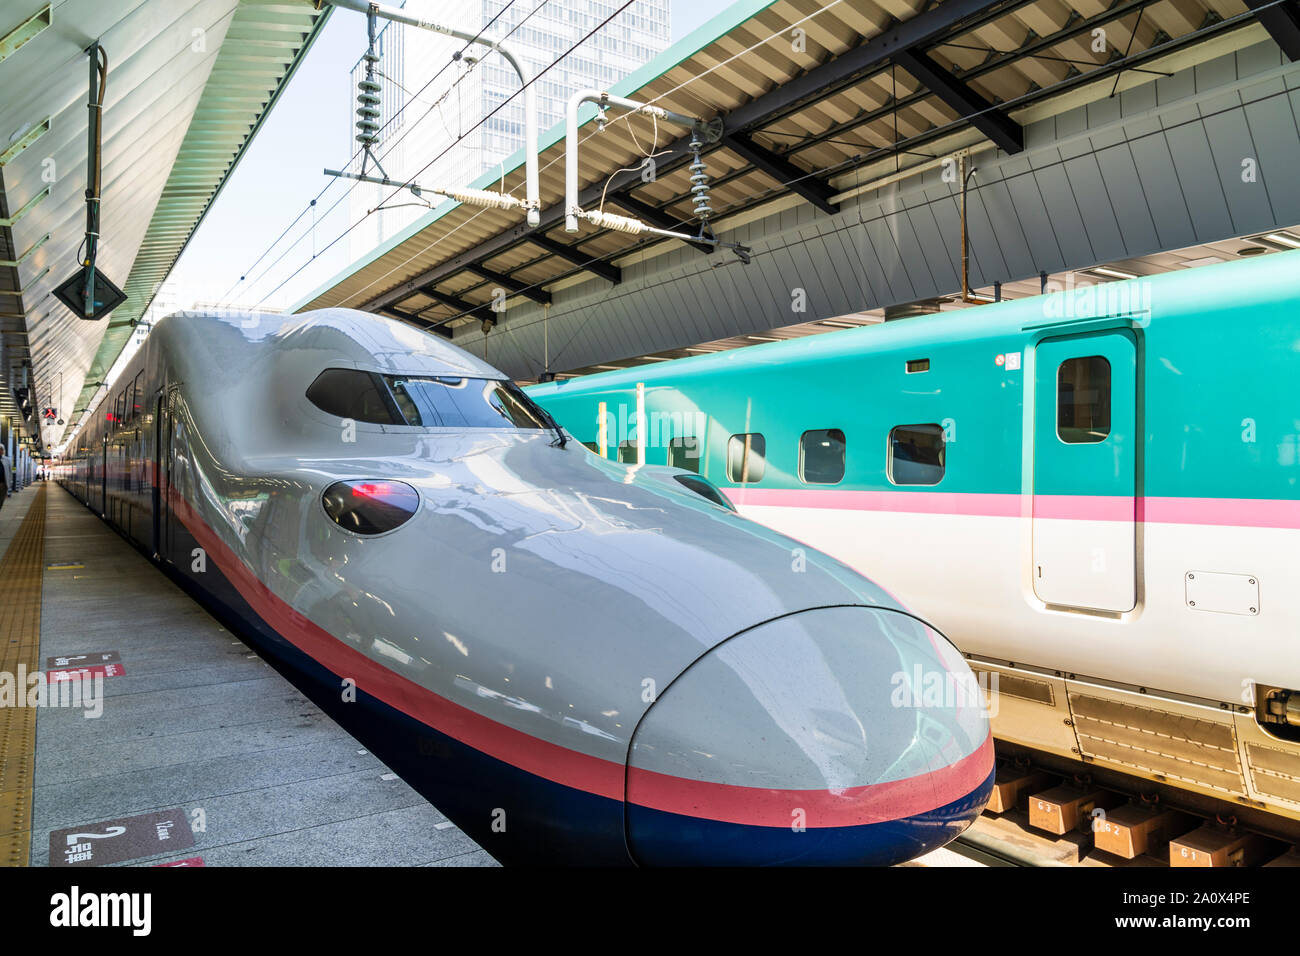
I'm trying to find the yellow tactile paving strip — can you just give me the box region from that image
[0,483,46,866]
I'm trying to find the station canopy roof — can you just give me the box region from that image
[295,0,1290,344]
[0,0,329,447]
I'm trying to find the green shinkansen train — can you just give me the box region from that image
[530,248,1300,830]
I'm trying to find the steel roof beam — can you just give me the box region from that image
[417,285,499,323]
[1244,0,1300,60]
[525,234,622,284]
[892,48,1024,154]
[720,133,840,212]
[381,305,451,338]
[358,0,1036,314]
[722,0,1020,134]
[466,265,552,305]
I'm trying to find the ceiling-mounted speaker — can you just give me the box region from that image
[52,267,126,320]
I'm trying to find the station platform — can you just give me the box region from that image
[0,482,494,867]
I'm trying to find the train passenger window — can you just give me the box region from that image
[800,429,846,484]
[580,441,599,454]
[888,424,945,485]
[306,369,400,424]
[383,376,548,430]
[114,390,125,425]
[617,441,638,463]
[667,437,700,473]
[726,433,766,483]
[1057,356,1111,443]
[132,372,144,420]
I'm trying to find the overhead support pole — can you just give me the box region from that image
[608,195,715,253]
[565,89,721,234]
[527,234,621,284]
[324,168,533,214]
[892,48,1024,154]
[720,133,839,213]
[1243,0,1300,61]
[573,209,752,263]
[320,0,540,226]
[466,265,552,305]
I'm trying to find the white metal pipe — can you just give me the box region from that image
[323,0,540,226]
[597,401,607,458]
[566,89,702,233]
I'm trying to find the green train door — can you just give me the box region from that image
[1032,329,1137,612]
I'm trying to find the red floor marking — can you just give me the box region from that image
[46,662,125,682]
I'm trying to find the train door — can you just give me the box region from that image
[152,393,164,558]
[156,390,175,563]
[99,437,108,517]
[1031,329,1137,612]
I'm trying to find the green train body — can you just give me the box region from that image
[529,249,1300,824]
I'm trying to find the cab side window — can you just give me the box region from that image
[306,369,399,425]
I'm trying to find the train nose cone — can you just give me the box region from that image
[624,606,994,866]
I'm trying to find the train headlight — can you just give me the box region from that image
[321,480,420,535]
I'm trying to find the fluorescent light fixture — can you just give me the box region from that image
[684,347,719,353]
[1264,232,1300,249]
[1178,255,1225,268]
[818,319,864,329]
[593,365,623,371]
[637,355,670,362]
[1089,266,1138,280]
[746,335,779,342]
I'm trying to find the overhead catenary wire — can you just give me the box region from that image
[221,0,526,302]
[236,7,539,300]
[453,75,1300,375]
[250,0,638,309]
[332,0,852,311]
[240,0,559,306]
[335,0,1278,324]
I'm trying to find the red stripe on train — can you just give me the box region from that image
[165,482,988,827]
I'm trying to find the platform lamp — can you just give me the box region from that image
[53,41,126,322]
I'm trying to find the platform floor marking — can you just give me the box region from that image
[0,483,46,866]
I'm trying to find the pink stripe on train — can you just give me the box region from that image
[733,488,1300,529]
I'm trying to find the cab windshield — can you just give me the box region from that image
[306,368,549,430]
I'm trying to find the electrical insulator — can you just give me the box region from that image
[689,133,712,223]
[356,74,382,148]
[443,187,528,211]
[582,210,648,235]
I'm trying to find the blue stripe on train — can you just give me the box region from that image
[626,769,994,866]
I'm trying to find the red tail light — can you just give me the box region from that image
[322,479,419,535]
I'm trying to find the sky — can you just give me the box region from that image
[166,0,739,315]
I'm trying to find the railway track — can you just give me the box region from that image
[917,758,1300,868]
